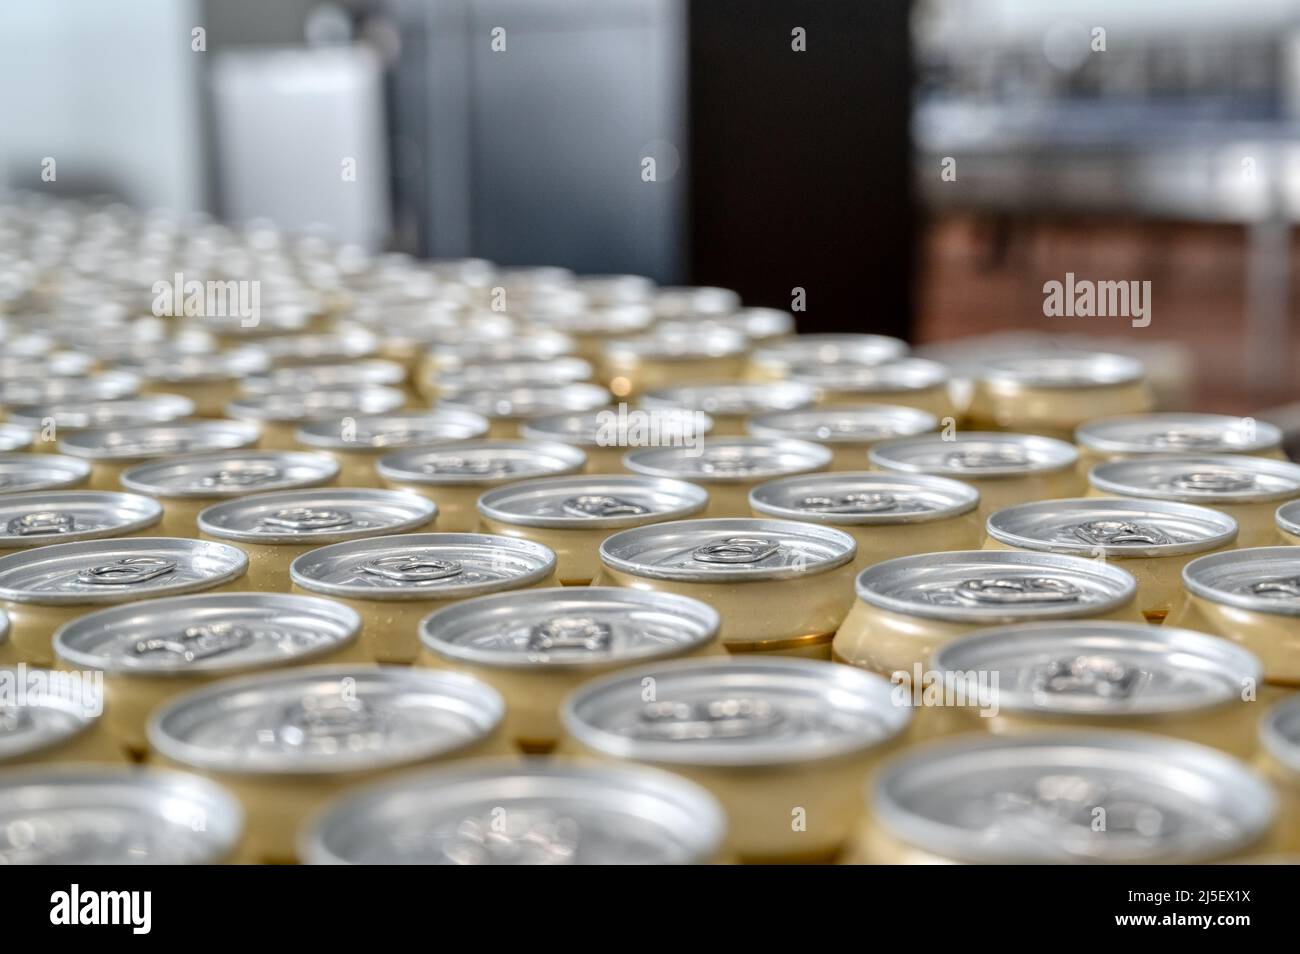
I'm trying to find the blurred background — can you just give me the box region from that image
[0,0,1296,417]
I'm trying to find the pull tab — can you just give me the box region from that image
[422,456,512,477]
[441,810,580,865]
[798,492,899,514]
[7,510,76,536]
[954,577,1084,605]
[1251,576,1300,600]
[692,536,780,564]
[131,622,256,662]
[1070,520,1171,547]
[1150,428,1220,449]
[1032,655,1144,700]
[276,695,384,750]
[527,616,612,653]
[76,556,177,586]
[697,452,758,475]
[991,777,1172,849]
[560,495,649,518]
[1169,471,1256,493]
[258,507,354,532]
[943,448,1029,470]
[635,697,784,741]
[361,554,463,583]
[199,464,282,489]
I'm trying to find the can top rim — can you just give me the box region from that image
[640,381,816,417]
[1089,454,1300,503]
[1260,696,1300,773]
[869,432,1078,477]
[623,437,832,483]
[1278,499,1300,536]
[477,475,708,529]
[987,497,1239,557]
[977,351,1147,388]
[294,410,491,451]
[0,491,162,549]
[749,471,978,525]
[1075,413,1283,455]
[376,440,587,486]
[121,449,340,498]
[0,453,92,494]
[58,420,261,461]
[198,488,436,544]
[1182,546,1300,617]
[747,403,938,444]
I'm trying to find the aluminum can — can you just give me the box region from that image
[118,348,268,417]
[0,370,140,410]
[431,357,595,402]
[1258,697,1300,853]
[0,423,32,453]
[294,410,490,488]
[520,408,713,475]
[640,382,816,437]
[0,453,91,496]
[747,403,937,471]
[417,331,575,399]
[440,383,611,439]
[59,420,262,491]
[239,359,408,396]
[602,327,749,399]
[1076,412,1286,469]
[225,386,406,450]
[539,304,655,363]
[0,491,162,552]
[788,358,956,420]
[745,333,908,382]
[5,394,195,453]
[1279,499,1300,545]
[0,664,120,765]
[652,285,741,321]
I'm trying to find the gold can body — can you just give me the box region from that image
[968,380,1153,440]
[1169,593,1300,686]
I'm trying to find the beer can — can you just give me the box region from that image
[1258,697,1300,853]
[561,656,910,862]
[594,517,856,657]
[520,408,713,475]
[0,491,162,552]
[928,621,1263,757]
[1076,412,1286,469]
[834,550,1143,675]
[869,432,1083,521]
[118,348,268,417]
[249,327,379,367]
[295,410,490,488]
[0,453,90,496]
[0,423,32,453]
[147,665,505,863]
[1170,547,1300,685]
[856,732,1275,863]
[199,487,436,591]
[477,475,709,585]
[575,273,656,306]
[239,359,408,396]
[985,497,1238,622]
[290,532,557,663]
[710,306,796,344]
[0,370,140,410]
[788,358,956,420]
[602,327,749,399]
[640,382,817,437]
[417,331,575,398]
[1088,454,1300,547]
[226,386,407,450]
[0,350,93,379]
[747,404,938,471]
[6,394,196,453]
[419,586,721,751]
[54,592,363,758]
[540,304,655,364]
[431,357,595,402]
[652,285,741,320]
[439,383,611,440]
[0,766,243,864]
[377,440,587,531]
[967,351,1152,440]
[746,333,908,382]
[59,420,262,491]
[1279,499,1300,545]
[302,756,726,864]
[749,472,982,572]
[0,537,249,667]
[624,437,831,518]
[0,664,119,765]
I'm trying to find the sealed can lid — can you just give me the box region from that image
[478,475,707,530]
[987,497,1238,558]
[788,357,949,394]
[118,346,268,383]
[226,386,405,423]
[871,732,1275,863]
[427,331,574,370]
[436,357,594,396]
[1260,696,1300,774]
[1183,546,1300,617]
[0,537,248,606]
[59,420,261,462]
[4,394,196,432]
[624,437,831,483]
[0,667,101,763]
[0,350,92,378]
[1279,499,1300,537]
[199,488,435,545]
[600,517,855,582]
[715,306,796,340]
[377,440,586,487]
[296,409,490,452]
[542,303,654,336]
[250,328,379,365]
[122,449,339,499]
[520,408,713,448]
[750,471,978,525]
[1090,454,1300,504]
[750,333,909,371]
[0,766,243,864]
[1076,413,1283,456]
[302,757,725,864]
[148,665,504,776]
[0,371,140,406]
[439,383,610,421]
[563,657,909,767]
[977,351,1146,388]
[605,327,748,361]
[420,586,718,669]
[575,273,656,305]
[54,592,360,676]
[641,382,815,418]
[0,491,162,548]
[0,453,90,495]
[870,432,1078,477]
[652,285,740,319]
[291,532,554,600]
[854,550,1137,623]
[0,423,32,453]
[748,403,937,445]
[241,359,407,395]
[933,621,1260,716]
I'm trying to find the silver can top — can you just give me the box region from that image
[0,423,32,452]
[0,371,140,406]
[605,327,749,361]
[987,497,1238,558]
[426,331,574,370]
[250,328,379,365]
[750,333,908,373]
[0,667,102,763]
[4,394,196,432]
[519,407,713,449]
[870,431,1079,477]
[1182,546,1300,617]
[439,383,610,421]
[1076,413,1284,456]
[121,449,339,499]
[563,657,910,767]
[1089,454,1300,505]
[1260,696,1300,774]
[750,471,978,526]
[0,491,162,549]
[0,453,90,495]
[199,488,435,545]
[748,403,937,446]
[652,285,740,319]
[295,409,490,452]
[240,359,407,395]
[148,665,504,775]
[435,357,594,396]
[713,306,796,341]
[1279,499,1300,537]
[854,550,1138,623]
[977,351,1147,388]
[118,346,268,383]
[624,437,831,483]
[478,475,708,530]
[788,357,949,394]
[377,439,586,487]
[59,420,261,462]
[226,386,406,423]
[641,381,816,418]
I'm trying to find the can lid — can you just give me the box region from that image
[0,371,140,406]
[4,394,196,432]
[605,327,748,361]
[296,410,490,452]
[872,732,1276,863]
[0,350,92,378]
[302,757,725,864]
[478,475,707,530]
[520,408,713,448]
[436,357,594,395]
[716,306,796,340]
[0,423,33,452]
[750,333,908,371]
[226,386,406,423]
[291,532,555,600]
[854,550,1137,622]
[1183,546,1300,617]
[600,517,855,582]
[870,432,1079,477]
[624,437,831,483]
[241,359,407,394]
[118,346,268,383]
[0,537,248,606]
[420,586,718,670]
[575,273,656,305]
[1090,454,1300,504]
[426,331,574,369]
[377,440,586,486]
[0,491,162,549]
[788,357,949,394]
[932,621,1260,716]
[251,328,379,365]
[147,665,504,775]
[750,472,978,525]
[439,383,610,420]
[641,382,816,417]
[54,592,360,676]
[0,766,243,864]
[121,449,339,499]
[978,351,1146,389]
[199,488,436,544]
[747,403,937,445]
[59,420,261,462]
[542,303,654,336]
[652,285,740,319]
[1076,413,1283,455]
[0,453,91,495]
[0,667,100,762]
[987,498,1238,557]
[563,657,909,767]
[1278,499,1300,537]
[1260,696,1300,773]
